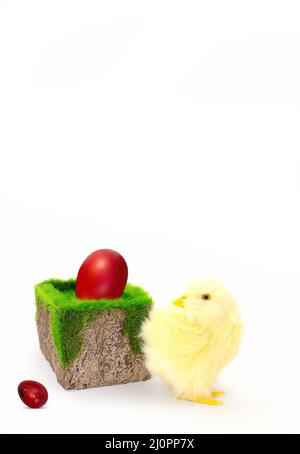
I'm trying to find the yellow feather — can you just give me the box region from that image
[141,279,243,404]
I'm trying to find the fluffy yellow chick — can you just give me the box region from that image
[142,279,243,405]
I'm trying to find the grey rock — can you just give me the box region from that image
[36,304,151,390]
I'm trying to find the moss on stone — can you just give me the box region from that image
[35,279,153,368]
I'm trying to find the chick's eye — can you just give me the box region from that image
[201,293,211,301]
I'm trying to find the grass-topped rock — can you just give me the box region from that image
[35,279,152,390]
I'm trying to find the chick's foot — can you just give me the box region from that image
[177,394,223,406]
[211,391,225,397]
[194,396,223,405]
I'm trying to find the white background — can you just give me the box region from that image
[1,1,300,434]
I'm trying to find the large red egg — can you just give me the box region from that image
[18,380,48,409]
[75,249,128,300]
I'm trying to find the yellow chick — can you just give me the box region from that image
[142,279,243,405]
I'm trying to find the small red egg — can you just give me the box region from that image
[75,249,128,300]
[18,380,48,409]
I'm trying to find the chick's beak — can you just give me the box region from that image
[172,296,186,308]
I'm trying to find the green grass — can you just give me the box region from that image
[35,279,153,369]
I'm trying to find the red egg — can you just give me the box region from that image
[75,249,128,300]
[18,380,48,409]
